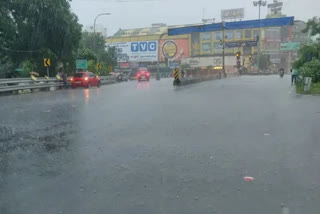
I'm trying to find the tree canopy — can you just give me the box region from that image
[0,0,82,77]
[77,32,117,75]
[302,17,320,37]
[293,17,320,83]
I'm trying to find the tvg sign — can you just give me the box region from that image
[131,42,157,52]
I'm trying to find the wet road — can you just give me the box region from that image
[1,76,320,214]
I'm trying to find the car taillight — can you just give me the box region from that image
[146,73,150,76]
[71,78,73,81]
[84,77,88,81]
[137,73,141,77]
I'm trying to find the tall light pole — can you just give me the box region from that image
[253,0,267,19]
[94,13,111,54]
[221,21,226,78]
[253,1,266,71]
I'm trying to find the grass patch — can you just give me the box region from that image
[296,82,320,95]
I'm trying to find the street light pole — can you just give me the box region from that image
[94,13,111,54]
[253,0,267,20]
[253,1,266,71]
[156,33,167,80]
[222,21,226,78]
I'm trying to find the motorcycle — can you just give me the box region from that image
[279,69,284,78]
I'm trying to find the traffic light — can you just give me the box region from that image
[219,40,223,46]
[236,52,241,60]
[249,54,252,61]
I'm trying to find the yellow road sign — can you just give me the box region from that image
[174,68,179,80]
[108,65,113,72]
[97,63,102,70]
[44,58,51,67]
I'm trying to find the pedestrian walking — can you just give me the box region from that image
[291,68,298,85]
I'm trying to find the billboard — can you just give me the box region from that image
[159,39,189,61]
[109,41,158,62]
[181,56,236,67]
[181,57,222,68]
[221,8,244,21]
[280,42,300,51]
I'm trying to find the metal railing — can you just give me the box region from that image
[0,76,116,94]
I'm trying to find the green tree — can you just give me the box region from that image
[302,17,320,37]
[298,59,320,83]
[77,32,117,75]
[1,0,82,76]
[79,32,106,56]
[293,43,320,83]
[76,48,97,61]
[21,60,35,77]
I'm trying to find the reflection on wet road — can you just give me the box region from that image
[0,77,320,214]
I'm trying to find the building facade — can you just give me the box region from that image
[107,17,309,73]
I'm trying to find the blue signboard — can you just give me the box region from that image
[168,16,294,36]
[131,42,157,52]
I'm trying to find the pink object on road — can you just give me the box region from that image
[244,176,254,181]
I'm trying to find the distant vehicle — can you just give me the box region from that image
[71,72,100,88]
[129,72,137,80]
[137,68,150,82]
[110,72,128,82]
[279,68,285,78]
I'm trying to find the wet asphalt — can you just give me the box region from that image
[0,76,320,214]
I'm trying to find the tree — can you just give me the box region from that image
[76,48,97,61]
[302,17,320,37]
[79,32,106,56]
[298,59,320,83]
[77,32,117,75]
[1,0,82,76]
[293,42,320,83]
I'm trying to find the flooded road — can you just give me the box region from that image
[1,76,320,214]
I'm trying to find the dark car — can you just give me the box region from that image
[71,72,101,88]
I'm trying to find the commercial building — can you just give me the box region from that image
[106,23,192,72]
[107,17,309,74]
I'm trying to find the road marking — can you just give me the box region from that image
[264,133,270,136]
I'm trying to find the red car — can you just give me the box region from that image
[71,72,101,88]
[137,69,150,82]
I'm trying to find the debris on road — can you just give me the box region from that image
[244,176,254,181]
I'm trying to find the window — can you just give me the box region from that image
[201,32,211,41]
[225,31,234,40]
[225,48,234,54]
[201,43,212,53]
[89,73,95,77]
[265,28,281,41]
[235,30,242,39]
[213,42,223,52]
[253,29,260,40]
[213,31,222,41]
[245,30,252,39]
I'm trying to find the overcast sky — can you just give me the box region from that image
[70,0,320,36]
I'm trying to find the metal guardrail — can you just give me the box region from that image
[0,76,116,94]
